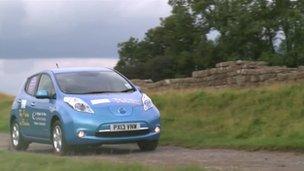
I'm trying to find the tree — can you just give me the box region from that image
[115,1,202,81]
[115,0,304,80]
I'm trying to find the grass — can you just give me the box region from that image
[150,82,304,150]
[0,150,202,171]
[2,82,304,151]
[0,93,13,132]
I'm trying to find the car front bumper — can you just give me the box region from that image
[63,119,160,145]
[68,130,160,145]
[61,105,161,145]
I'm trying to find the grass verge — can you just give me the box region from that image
[0,150,202,171]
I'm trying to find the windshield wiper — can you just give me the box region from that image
[120,88,135,93]
[81,89,134,94]
[81,91,118,94]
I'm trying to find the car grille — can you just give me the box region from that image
[95,129,150,137]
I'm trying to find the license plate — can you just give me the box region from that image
[110,123,140,132]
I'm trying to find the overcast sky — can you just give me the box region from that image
[0,0,171,58]
[0,0,171,95]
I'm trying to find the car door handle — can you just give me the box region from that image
[30,102,36,106]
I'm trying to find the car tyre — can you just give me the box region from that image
[10,120,29,151]
[137,140,158,151]
[52,120,69,155]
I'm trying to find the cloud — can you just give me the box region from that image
[0,0,171,59]
[0,0,26,37]
[0,1,171,94]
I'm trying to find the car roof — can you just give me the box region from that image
[46,67,113,74]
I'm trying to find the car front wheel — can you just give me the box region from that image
[137,140,158,151]
[52,120,69,155]
[10,120,29,151]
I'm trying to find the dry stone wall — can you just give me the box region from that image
[131,60,304,90]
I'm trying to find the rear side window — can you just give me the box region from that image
[25,75,39,95]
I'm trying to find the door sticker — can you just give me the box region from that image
[19,99,30,126]
[19,109,30,126]
[32,112,47,126]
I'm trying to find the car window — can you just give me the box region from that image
[25,75,39,96]
[37,74,56,97]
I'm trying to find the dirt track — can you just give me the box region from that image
[1,133,304,170]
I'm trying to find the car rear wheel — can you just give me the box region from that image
[137,140,158,151]
[10,120,29,151]
[52,120,69,155]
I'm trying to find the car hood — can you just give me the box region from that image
[66,91,143,116]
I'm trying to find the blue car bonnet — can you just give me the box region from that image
[67,91,143,116]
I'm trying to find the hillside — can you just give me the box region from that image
[150,83,304,150]
[2,83,304,150]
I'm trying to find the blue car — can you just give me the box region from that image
[10,67,160,154]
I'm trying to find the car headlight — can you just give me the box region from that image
[142,93,154,111]
[64,97,94,114]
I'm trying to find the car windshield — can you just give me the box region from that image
[55,71,134,94]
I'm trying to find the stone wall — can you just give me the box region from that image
[131,60,304,90]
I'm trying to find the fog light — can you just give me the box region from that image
[77,131,85,138]
[154,126,160,133]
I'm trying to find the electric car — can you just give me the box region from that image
[10,67,160,154]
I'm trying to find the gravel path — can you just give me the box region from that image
[1,133,304,170]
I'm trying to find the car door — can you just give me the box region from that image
[30,74,56,139]
[20,74,41,137]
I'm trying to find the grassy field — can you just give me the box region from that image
[0,93,13,132]
[2,82,304,150]
[151,83,304,150]
[0,150,201,171]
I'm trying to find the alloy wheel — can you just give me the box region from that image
[53,125,63,152]
[11,123,20,146]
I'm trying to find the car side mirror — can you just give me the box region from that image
[36,90,50,99]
